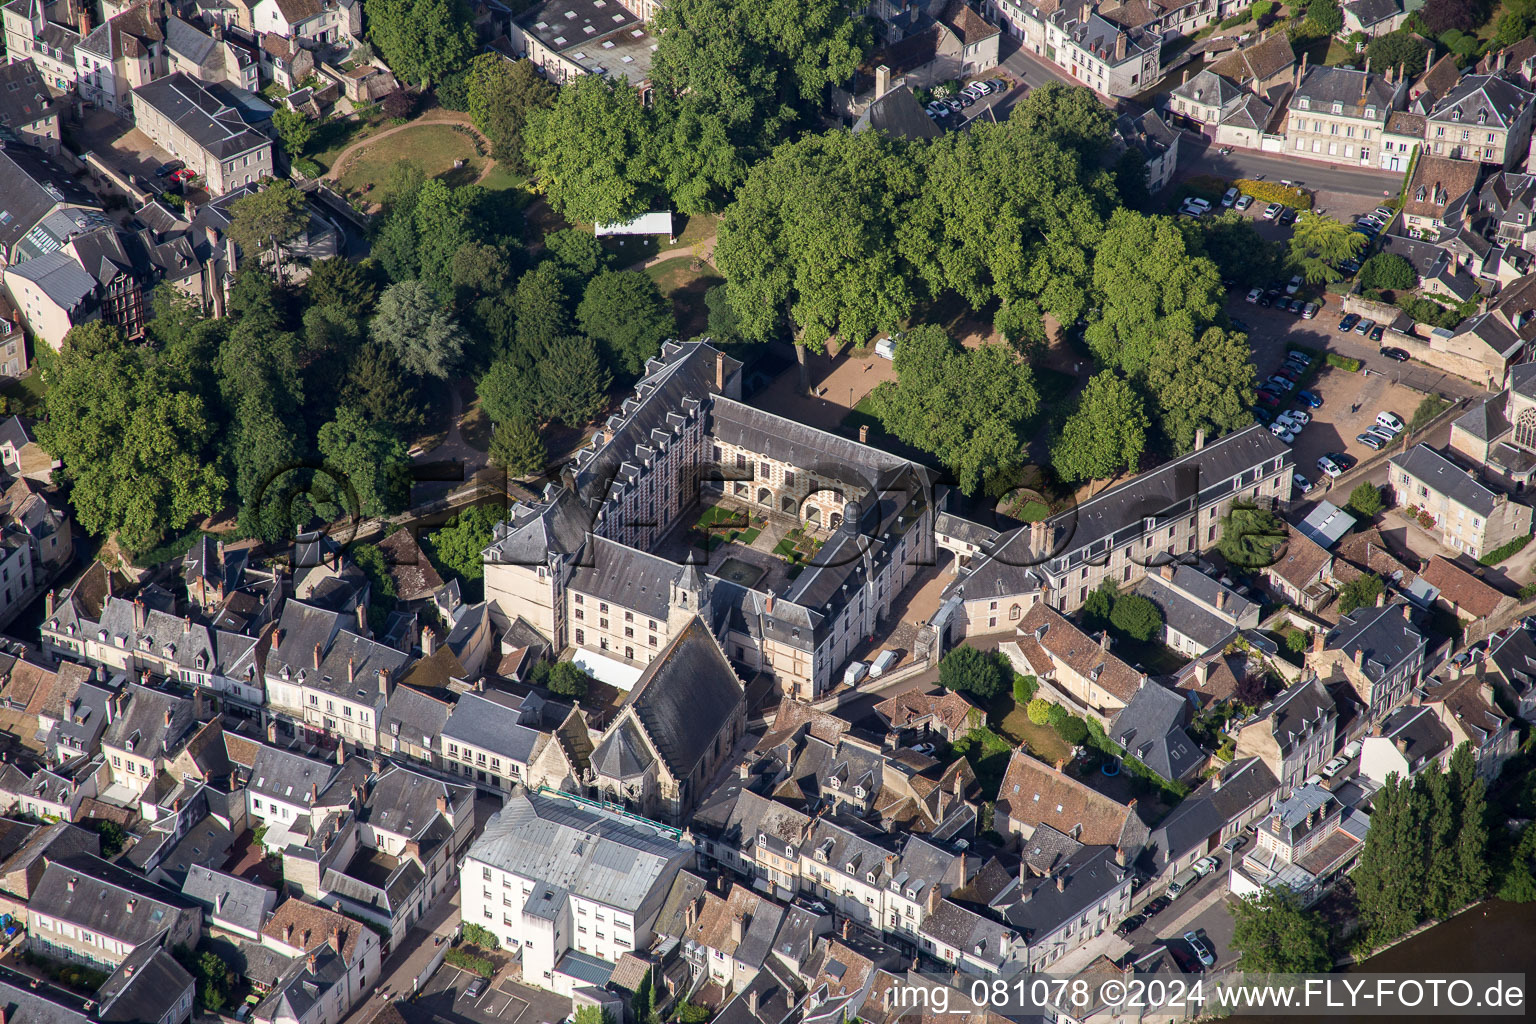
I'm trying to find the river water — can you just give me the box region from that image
[1231,900,1536,1023]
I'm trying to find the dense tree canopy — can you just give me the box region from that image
[365,0,477,85]
[228,178,307,276]
[938,645,1011,701]
[1146,326,1258,453]
[466,55,556,173]
[1231,890,1332,971]
[316,407,411,518]
[870,325,1039,495]
[524,75,661,225]
[1052,372,1148,483]
[577,270,678,377]
[371,279,468,379]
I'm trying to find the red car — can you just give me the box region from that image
[1256,391,1281,407]
[169,168,197,184]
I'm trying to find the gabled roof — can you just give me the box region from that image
[1323,602,1426,683]
[0,59,56,132]
[181,864,274,934]
[95,944,194,1024]
[1343,0,1401,26]
[1107,683,1201,782]
[3,249,96,312]
[1149,757,1277,868]
[615,615,743,779]
[131,73,269,160]
[1389,443,1501,517]
[1292,65,1395,116]
[1403,155,1482,221]
[1417,556,1505,618]
[1416,54,1463,105]
[994,750,1147,849]
[1013,603,1144,704]
[1427,73,1535,129]
[32,853,199,947]
[443,689,543,763]
[1207,30,1294,84]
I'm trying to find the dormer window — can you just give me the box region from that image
[1331,101,1342,115]
[1365,106,1376,120]
[1298,97,1310,111]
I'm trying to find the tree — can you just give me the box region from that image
[461,923,501,950]
[364,0,476,85]
[545,229,608,279]
[1110,592,1163,643]
[870,326,1039,495]
[489,417,546,477]
[343,341,424,431]
[524,74,661,225]
[231,394,309,542]
[1218,504,1288,568]
[1497,823,1536,902]
[1145,326,1258,454]
[381,87,415,120]
[351,542,399,624]
[227,178,308,281]
[1006,83,1115,165]
[1052,372,1148,484]
[1421,0,1490,34]
[512,262,574,360]
[1497,0,1536,45]
[577,270,678,377]
[1027,698,1053,725]
[1306,0,1343,34]
[538,660,593,700]
[306,256,381,321]
[938,645,1010,702]
[1347,482,1384,519]
[1230,889,1332,971]
[477,356,537,427]
[195,950,232,1012]
[1082,581,1115,630]
[466,54,556,172]
[371,279,468,379]
[316,407,411,517]
[1195,211,1282,288]
[430,503,504,581]
[271,107,313,158]
[1366,30,1430,76]
[1448,744,1491,907]
[537,335,611,426]
[1289,211,1366,284]
[1359,252,1416,292]
[1354,774,1427,946]
[1086,209,1223,376]
[1337,573,1385,615]
[705,284,743,343]
[38,323,226,553]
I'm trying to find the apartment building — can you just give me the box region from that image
[948,423,1291,623]
[440,688,547,794]
[1286,64,1405,167]
[131,72,273,194]
[1134,563,1258,657]
[28,853,201,966]
[460,790,695,995]
[504,0,656,89]
[987,0,1162,99]
[1424,73,1536,168]
[1389,443,1533,560]
[260,896,382,1017]
[74,1,165,116]
[1,0,83,92]
[1004,603,1145,723]
[1235,677,1337,796]
[99,683,199,801]
[0,59,60,153]
[1309,602,1427,724]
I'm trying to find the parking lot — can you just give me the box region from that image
[399,965,569,1024]
[76,108,211,207]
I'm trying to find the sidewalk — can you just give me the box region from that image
[339,889,462,1024]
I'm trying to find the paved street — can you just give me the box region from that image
[1176,136,1403,200]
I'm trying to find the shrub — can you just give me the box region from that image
[381,88,415,119]
[1234,178,1313,210]
[1480,535,1533,566]
[1338,573,1384,615]
[445,948,495,976]
[1027,698,1053,725]
[1326,353,1362,372]
[462,923,500,949]
[1054,715,1089,746]
[1418,510,1437,529]
[1013,673,1038,704]
[1110,591,1163,642]
[939,645,1011,701]
[1359,252,1416,292]
[293,157,323,178]
[1251,0,1273,16]
[1410,395,1450,431]
[1346,482,1384,519]
[1046,702,1069,728]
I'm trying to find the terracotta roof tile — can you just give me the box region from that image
[1015,604,1142,703]
[1418,556,1506,618]
[993,750,1140,847]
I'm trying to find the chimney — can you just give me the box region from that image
[842,918,851,939]
[267,719,277,743]
[1212,771,1223,791]
[1394,735,1409,753]
[1403,603,1412,621]
[1182,69,1188,84]
[1159,563,1174,580]
[1115,32,1125,62]
[78,8,89,34]
[1272,813,1282,831]
[274,628,284,651]
[1376,591,1386,608]
[731,916,744,945]
[378,667,391,699]
[332,926,343,952]
[1193,427,1205,451]
[336,740,346,764]
[226,233,239,276]
[436,794,448,815]
[1030,518,1046,555]
[309,782,318,803]
[747,990,760,1017]
[715,350,726,391]
[1194,659,1210,686]
[1113,847,1126,867]
[306,954,316,974]
[926,882,941,915]
[1216,590,1229,612]
[421,627,437,656]
[1100,631,1111,652]
[874,63,891,99]
[313,642,322,670]
[212,20,222,40]
[858,424,869,443]
[163,708,173,728]
[67,876,76,892]
[1312,631,1326,655]
[1352,648,1363,668]
[134,599,145,630]
[204,223,219,252]
[1427,49,1434,75]
[347,657,356,684]
[1056,874,1066,892]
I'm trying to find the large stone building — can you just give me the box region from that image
[1285,64,1406,167]
[483,340,936,701]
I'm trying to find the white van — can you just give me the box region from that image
[1376,411,1405,435]
[869,650,898,677]
[875,336,898,360]
[843,661,868,687]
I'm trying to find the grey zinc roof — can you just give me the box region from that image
[1134,570,1247,654]
[1171,68,1242,108]
[1298,500,1357,549]
[1325,603,1426,683]
[591,719,655,779]
[568,535,683,620]
[0,59,55,133]
[619,616,743,778]
[465,791,694,913]
[1108,682,1202,782]
[4,250,96,311]
[1379,704,1454,766]
[164,15,218,66]
[32,853,199,947]
[131,73,269,160]
[1343,0,1401,25]
[1389,443,1500,517]
[442,690,543,763]
[254,945,347,1024]
[249,744,338,806]
[180,864,274,933]
[95,945,194,1024]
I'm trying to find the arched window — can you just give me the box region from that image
[781,495,797,513]
[1009,604,1022,621]
[1518,408,1536,452]
[758,487,772,505]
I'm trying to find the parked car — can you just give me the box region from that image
[1253,406,1274,424]
[1246,286,1263,303]
[1340,257,1363,274]
[1302,301,1319,318]
[465,978,486,999]
[154,160,184,178]
[1272,366,1300,382]
[1236,194,1254,211]
[1261,289,1280,307]
[1222,187,1240,207]
[1357,431,1387,451]
[1382,347,1410,361]
[945,97,965,111]
[1297,389,1323,408]
[1373,206,1394,221]
[1320,755,1350,779]
[1144,895,1171,917]
[1339,313,1361,332]
[912,742,936,756]
[1270,422,1295,442]
[1285,274,1303,295]
[926,101,951,118]
[1193,855,1221,877]
[1345,740,1363,759]
[1185,931,1217,968]
[1354,317,1376,335]
[1293,471,1315,494]
[1279,207,1298,226]
[1332,452,1357,471]
[1317,455,1343,478]
[1266,375,1296,391]
[1231,317,1251,332]
[1182,197,1212,216]
[1370,324,1385,342]
[1376,411,1405,434]
[1285,349,1313,366]
[1116,914,1145,938]
[1282,410,1312,428]
[1256,390,1281,407]
[1222,834,1248,854]
[1262,202,1283,220]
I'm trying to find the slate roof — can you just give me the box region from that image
[366,765,470,843]
[1343,0,1400,27]
[181,864,273,934]
[1246,678,1335,759]
[1148,757,1278,868]
[1427,73,1535,129]
[380,684,452,750]
[465,790,693,913]
[616,615,742,779]
[101,683,196,759]
[855,85,940,141]
[1390,443,1501,517]
[1171,68,1241,108]
[1324,602,1426,683]
[254,944,347,1024]
[683,883,786,969]
[442,689,543,763]
[95,944,194,1024]
[79,2,165,61]
[1416,54,1462,105]
[165,15,218,67]
[131,73,269,160]
[1107,683,1201,782]
[4,250,96,311]
[0,59,55,132]
[32,853,199,947]
[249,743,338,807]
[919,898,1016,968]
[1376,704,1453,767]
[1423,670,1509,745]
[1206,30,1294,84]
[1134,566,1252,654]
[1487,626,1536,704]
[997,843,1130,942]
[1293,65,1396,115]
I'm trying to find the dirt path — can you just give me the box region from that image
[621,236,717,272]
[325,111,499,185]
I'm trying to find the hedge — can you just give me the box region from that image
[1325,353,1362,372]
[1479,535,1533,566]
[445,948,495,977]
[1235,178,1313,209]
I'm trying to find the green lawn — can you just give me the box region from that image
[336,123,488,196]
[644,257,723,338]
[477,163,526,193]
[1,369,47,418]
[993,697,1073,765]
[952,725,1015,794]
